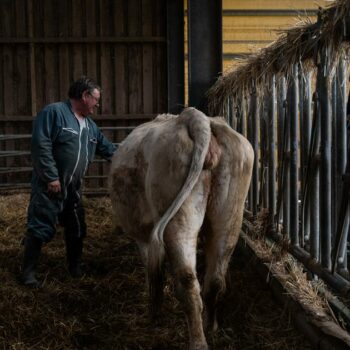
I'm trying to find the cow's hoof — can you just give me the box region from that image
[189,342,208,350]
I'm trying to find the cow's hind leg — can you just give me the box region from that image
[165,177,209,350]
[202,219,240,333]
[202,182,248,333]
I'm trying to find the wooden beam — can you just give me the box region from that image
[0,36,166,44]
[27,0,37,116]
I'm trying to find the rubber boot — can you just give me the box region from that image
[21,236,42,288]
[65,237,83,278]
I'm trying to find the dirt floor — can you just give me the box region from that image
[0,194,311,350]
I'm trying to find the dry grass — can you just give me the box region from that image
[207,0,350,115]
[242,209,343,330]
[0,194,311,349]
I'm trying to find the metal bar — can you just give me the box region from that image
[268,75,276,229]
[289,64,299,247]
[335,58,349,272]
[251,89,259,216]
[0,135,31,141]
[298,66,305,247]
[0,183,31,188]
[241,94,247,138]
[259,95,268,209]
[167,0,185,114]
[247,94,254,212]
[0,114,157,121]
[99,126,135,131]
[0,37,167,44]
[275,77,286,227]
[301,71,312,247]
[318,50,332,270]
[331,76,338,242]
[310,92,321,262]
[227,96,233,128]
[85,175,108,179]
[0,151,30,157]
[283,88,291,239]
[0,167,32,174]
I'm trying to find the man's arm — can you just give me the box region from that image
[31,108,60,187]
[95,128,117,161]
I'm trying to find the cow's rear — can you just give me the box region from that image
[109,108,253,350]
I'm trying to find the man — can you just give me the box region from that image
[21,76,117,287]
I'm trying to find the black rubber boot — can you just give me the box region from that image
[65,237,83,278]
[21,236,42,288]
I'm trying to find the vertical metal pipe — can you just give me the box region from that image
[251,89,259,216]
[310,92,321,262]
[290,64,299,247]
[260,95,268,209]
[318,50,332,270]
[247,94,254,212]
[268,75,276,230]
[336,57,349,271]
[283,87,290,239]
[331,76,337,239]
[226,96,233,127]
[241,94,247,138]
[299,66,305,246]
[276,77,287,229]
[302,71,312,248]
[278,78,287,167]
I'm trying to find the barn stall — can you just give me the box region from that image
[0,0,350,349]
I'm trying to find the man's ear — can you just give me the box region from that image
[82,90,89,101]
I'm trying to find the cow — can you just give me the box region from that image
[108,107,254,350]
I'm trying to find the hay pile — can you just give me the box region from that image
[0,194,311,349]
[208,0,350,114]
[242,209,350,338]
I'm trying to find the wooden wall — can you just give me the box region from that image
[0,0,167,194]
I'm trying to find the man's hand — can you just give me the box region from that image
[47,180,61,194]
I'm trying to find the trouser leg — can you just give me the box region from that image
[59,192,87,278]
[21,236,43,287]
[22,191,61,287]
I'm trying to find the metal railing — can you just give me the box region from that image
[0,126,134,194]
[224,56,350,294]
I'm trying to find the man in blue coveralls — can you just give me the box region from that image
[21,76,117,287]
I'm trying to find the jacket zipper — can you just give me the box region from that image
[68,124,83,186]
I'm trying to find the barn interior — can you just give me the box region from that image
[1,0,350,349]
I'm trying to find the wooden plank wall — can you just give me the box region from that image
[0,0,167,193]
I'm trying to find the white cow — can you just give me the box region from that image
[109,107,254,350]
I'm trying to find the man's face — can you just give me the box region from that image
[81,88,100,116]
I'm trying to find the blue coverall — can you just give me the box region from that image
[27,100,116,243]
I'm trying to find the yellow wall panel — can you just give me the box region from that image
[184,0,330,103]
[222,0,329,10]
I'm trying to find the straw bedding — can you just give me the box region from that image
[0,194,311,349]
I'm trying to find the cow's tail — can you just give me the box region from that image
[148,107,211,317]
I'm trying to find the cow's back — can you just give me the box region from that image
[109,108,211,242]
